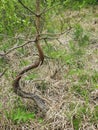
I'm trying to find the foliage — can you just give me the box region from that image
[61,0,98,9]
[0,0,35,36]
[71,84,89,101]
[73,115,81,130]
[25,73,38,80]
[5,106,35,124]
[0,102,3,109]
[0,0,98,129]
[91,106,98,122]
[43,43,66,59]
[0,0,97,37]
[73,24,89,46]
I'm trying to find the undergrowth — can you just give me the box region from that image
[0,8,98,130]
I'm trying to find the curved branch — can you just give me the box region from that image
[18,0,36,16]
[40,2,60,15]
[13,41,48,113]
[0,40,35,57]
[13,0,48,113]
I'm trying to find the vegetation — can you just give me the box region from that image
[0,0,98,129]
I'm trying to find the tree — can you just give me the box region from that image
[13,0,48,113]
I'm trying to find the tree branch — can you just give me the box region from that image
[18,0,37,16]
[13,0,48,113]
[0,40,35,57]
[40,2,60,15]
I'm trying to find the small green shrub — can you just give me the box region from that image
[73,115,81,130]
[6,106,35,124]
[74,24,89,47]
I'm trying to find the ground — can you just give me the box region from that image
[0,6,98,130]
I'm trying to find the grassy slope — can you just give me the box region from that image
[0,6,98,130]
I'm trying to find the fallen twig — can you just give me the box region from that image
[0,69,7,78]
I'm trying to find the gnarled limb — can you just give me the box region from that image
[13,0,48,113]
[13,41,48,113]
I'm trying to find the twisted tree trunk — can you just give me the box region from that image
[13,40,48,112]
[13,0,48,113]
